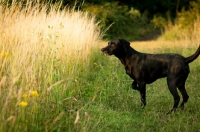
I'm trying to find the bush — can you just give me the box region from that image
[83,2,157,41]
[155,0,200,41]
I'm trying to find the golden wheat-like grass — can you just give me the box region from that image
[0,1,101,86]
[0,2,102,127]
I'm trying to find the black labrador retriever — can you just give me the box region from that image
[101,39,200,114]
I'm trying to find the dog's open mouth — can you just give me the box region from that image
[102,52,109,55]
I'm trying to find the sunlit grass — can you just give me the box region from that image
[0,1,102,131]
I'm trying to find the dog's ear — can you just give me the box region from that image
[118,39,130,52]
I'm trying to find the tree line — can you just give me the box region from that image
[1,0,199,40]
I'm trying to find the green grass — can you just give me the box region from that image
[1,43,200,132]
[70,48,200,132]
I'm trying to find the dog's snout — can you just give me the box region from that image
[101,47,105,52]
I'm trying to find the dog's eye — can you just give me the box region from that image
[110,43,115,47]
[108,42,115,47]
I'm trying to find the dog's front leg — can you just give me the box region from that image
[138,83,146,108]
[132,81,140,91]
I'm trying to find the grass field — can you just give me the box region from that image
[96,40,200,132]
[0,1,200,132]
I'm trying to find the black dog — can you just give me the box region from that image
[101,39,200,114]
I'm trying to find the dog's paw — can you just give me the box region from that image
[166,108,177,115]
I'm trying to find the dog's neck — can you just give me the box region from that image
[114,47,140,66]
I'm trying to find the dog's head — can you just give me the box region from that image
[101,39,130,56]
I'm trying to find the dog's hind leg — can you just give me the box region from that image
[178,83,189,109]
[166,78,180,114]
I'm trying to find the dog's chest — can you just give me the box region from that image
[125,65,134,78]
[125,66,131,74]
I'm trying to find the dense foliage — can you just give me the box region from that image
[1,0,199,40]
[82,2,161,40]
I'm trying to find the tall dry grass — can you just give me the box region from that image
[0,1,102,131]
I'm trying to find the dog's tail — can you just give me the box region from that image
[185,45,200,64]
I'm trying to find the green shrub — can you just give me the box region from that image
[155,0,200,40]
[83,2,157,40]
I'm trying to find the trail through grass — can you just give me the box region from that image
[83,41,200,132]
